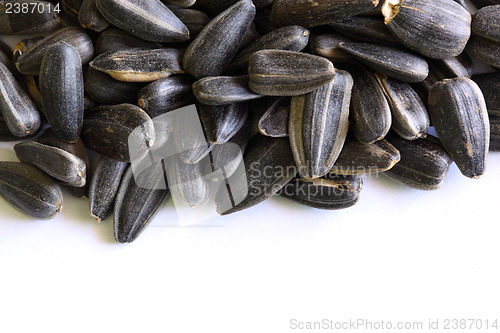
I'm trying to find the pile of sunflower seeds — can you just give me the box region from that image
[0,0,499,242]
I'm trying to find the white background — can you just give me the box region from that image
[1,1,500,332]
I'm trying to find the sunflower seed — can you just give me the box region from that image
[472,5,500,43]
[224,25,310,75]
[348,63,392,144]
[62,0,83,15]
[467,35,500,69]
[216,134,296,215]
[289,69,353,179]
[258,97,290,138]
[490,116,500,151]
[95,0,189,42]
[81,104,155,162]
[0,62,41,137]
[428,77,490,179]
[270,0,379,28]
[385,134,453,190]
[199,102,249,145]
[339,42,429,83]
[0,40,13,70]
[376,74,429,140]
[278,174,362,210]
[85,67,146,105]
[432,54,473,79]
[90,48,184,82]
[12,37,43,64]
[193,76,262,105]
[195,0,272,16]
[0,115,38,142]
[472,72,500,116]
[14,142,86,187]
[0,1,60,35]
[89,157,129,222]
[0,162,63,219]
[40,42,84,143]
[114,163,169,243]
[453,0,468,9]
[382,0,471,58]
[330,16,400,46]
[137,75,195,118]
[78,0,111,32]
[309,32,353,63]
[163,0,196,8]
[248,50,336,96]
[15,27,94,75]
[183,0,256,79]
[238,23,261,51]
[94,28,164,55]
[330,136,400,175]
[166,5,210,37]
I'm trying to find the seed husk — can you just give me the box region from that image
[248,50,336,96]
[114,163,169,243]
[193,76,262,106]
[472,72,500,116]
[85,67,146,105]
[428,77,490,179]
[89,157,129,222]
[194,0,273,17]
[385,134,453,190]
[216,134,296,215]
[270,0,379,28]
[163,0,196,8]
[348,63,392,144]
[95,0,189,42]
[309,32,353,63]
[14,141,86,187]
[376,74,430,140]
[490,116,500,151]
[338,42,429,83]
[278,174,363,210]
[183,0,256,79]
[0,62,41,137]
[382,0,471,59]
[78,0,111,32]
[81,104,155,162]
[467,35,500,69]
[199,102,249,145]
[224,25,310,75]
[137,75,195,118]
[433,54,473,79]
[166,5,210,37]
[94,28,164,55]
[15,27,94,76]
[0,115,38,142]
[40,42,84,143]
[289,69,353,179]
[472,5,500,43]
[258,97,290,138]
[330,137,400,175]
[12,37,43,64]
[330,16,400,46]
[0,1,60,35]
[90,48,184,82]
[0,161,63,219]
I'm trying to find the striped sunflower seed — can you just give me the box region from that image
[278,174,363,210]
[330,137,400,176]
[248,50,336,96]
[382,0,471,58]
[89,157,129,222]
[95,0,189,42]
[338,42,429,83]
[289,69,353,179]
[12,37,43,64]
[472,5,500,43]
[183,0,256,79]
[385,134,453,190]
[428,77,490,179]
[0,162,63,219]
[472,72,500,116]
[40,42,84,143]
[166,5,210,38]
[432,54,473,79]
[309,32,353,63]
[0,62,41,137]
[15,27,94,75]
[348,63,392,144]
[14,142,87,187]
[78,0,111,32]
[258,97,290,138]
[0,115,38,142]
[199,102,249,145]
[94,28,164,55]
[81,104,155,162]
[163,0,196,8]
[195,0,272,16]
[89,48,184,82]
[193,76,262,106]
[270,0,379,28]
[467,35,500,69]
[0,1,60,35]
[330,16,400,47]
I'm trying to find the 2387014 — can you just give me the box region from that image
[4,2,60,14]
